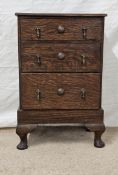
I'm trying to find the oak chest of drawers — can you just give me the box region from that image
[16,13,107,150]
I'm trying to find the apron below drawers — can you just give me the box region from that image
[21,73,101,110]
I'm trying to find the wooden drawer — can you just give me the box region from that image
[21,73,101,109]
[21,43,101,72]
[20,17,103,41]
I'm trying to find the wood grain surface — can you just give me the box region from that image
[20,17,103,41]
[18,108,104,124]
[21,73,101,109]
[21,43,101,72]
[16,14,106,149]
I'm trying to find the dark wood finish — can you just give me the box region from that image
[16,124,37,150]
[21,73,101,109]
[15,13,107,17]
[17,108,104,124]
[16,13,106,149]
[20,17,103,41]
[21,43,101,72]
[94,128,105,148]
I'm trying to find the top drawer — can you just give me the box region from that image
[20,17,103,41]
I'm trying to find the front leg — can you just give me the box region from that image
[85,123,105,148]
[16,124,37,150]
[94,126,105,148]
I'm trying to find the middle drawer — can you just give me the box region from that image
[21,43,101,72]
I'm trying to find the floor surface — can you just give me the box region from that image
[0,127,118,175]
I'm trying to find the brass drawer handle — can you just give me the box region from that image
[80,88,86,99]
[36,55,41,65]
[57,88,65,96]
[57,52,65,60]
[34,26,41,39]
[80,54,86,65]
[82,27,87,39]
[36,89,41,101]
[57,25,65,33]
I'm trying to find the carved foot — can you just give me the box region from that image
[94,130,105,148]
[17,135,28,150]
[85,123,105,148]
[16,124,37,150]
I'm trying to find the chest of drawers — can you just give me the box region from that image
[16,13,107,150]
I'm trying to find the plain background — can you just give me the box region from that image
[0,0,118,127]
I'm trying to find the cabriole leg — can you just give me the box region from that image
[85,123,105,148]
[16,124,37,150]
[94,126,105,148]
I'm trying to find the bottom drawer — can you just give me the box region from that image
[21,73,101,109]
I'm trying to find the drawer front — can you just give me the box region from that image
[21,43,101,72]
[20,17,103,41]
[21,73,101,109]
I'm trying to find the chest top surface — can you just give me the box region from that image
[15,13,107,16]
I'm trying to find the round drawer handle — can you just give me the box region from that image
[57,25,65,33]
[57,88,65,96]
[57,52,65,60]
